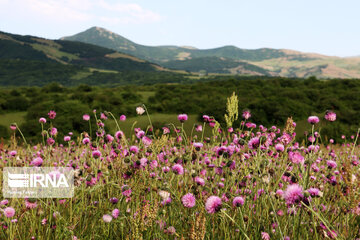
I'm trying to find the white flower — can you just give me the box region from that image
[136,106,145,115]
[352,174,357,183]
[102,214,113,223]
[158,190,170,200]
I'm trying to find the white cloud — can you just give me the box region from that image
[25,0,92,22]
[97,1,162,23]
[0,0,162,24]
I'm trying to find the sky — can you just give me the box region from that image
[1,0,359,57]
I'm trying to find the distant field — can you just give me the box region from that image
[0,112,212,139]
[137,91,155,102]
[0,111,26,127]
[0,111,328,142]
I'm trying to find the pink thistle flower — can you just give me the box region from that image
[106,134,114,143]
[307,116,319,124]
[48,110,56,119]
[129,146,139,154]
[203,115,210,122]
[50,128,57,136]
[92,150,101,159]
[100,113,107,120]
[288,151,304,165]
[115,131,124,140]
[83,114,90,121]
[142,136,152,146]
[276,189,284,197]
[261,232,270,240]
[193,142,203,150]
[47,137,55,146]
[308,136,316,143]
[119,115,126,121]
[324,111,336,122]
[248,137,260,149]
[307,188,321,197]
[82,137,90,145]
[121,185,132,197]
[136,130,145,139]
[195,124,203,132]
[3,207,15,218]
[9,150,17,156]
[242,110,251,120]
[205,196,222,214]
[283,184,303,205]
[182,193,196,208]
[112,209,120,218]
[275,143,285,152]
[25,199,38,209]
[31,157,43,166]
[172,164,184,175]
[232,196,245,207]
[39,117,46,124]
[64,136,71,142]
[41,218,47,225]
[277,209,284,216]
[10,124,17,131]
[162,127,170,134]
[165,226,176,235]
[195,176,205,186]
[326,160,337,169]
[246,122,256,128]
[102,214,113,223]
[178,114,188,122]
[0,200,9,206]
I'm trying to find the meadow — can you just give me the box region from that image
[0,92,359,239]
[1,77,360,144]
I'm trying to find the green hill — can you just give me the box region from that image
[0,30,190,86]
[0,30,162,72]
[62,26,360,79]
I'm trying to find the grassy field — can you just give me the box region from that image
[0,111,26,127]
[0,110,322,142]
[0,111,212,139]
[0,108,358,239]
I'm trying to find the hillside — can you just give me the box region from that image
[0,30,163,72]
[62,26,360,79]
[162,56,271,75]
[0,30,189,86]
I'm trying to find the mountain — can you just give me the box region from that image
[61,27,290,63]
[62,27,360,79]
[0,30,162,72]
[0,30,183,86]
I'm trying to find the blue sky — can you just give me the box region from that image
[0,0,359,56]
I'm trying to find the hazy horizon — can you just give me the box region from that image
[1,0,359,57]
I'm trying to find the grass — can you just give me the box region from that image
[70,71,93,80]
[0,110,359,239]
[89,68,119,73]
[31,43,79,62]
[0,112,26,127]
[137,91,155,102]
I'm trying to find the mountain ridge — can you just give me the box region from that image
[61,26,360,78]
